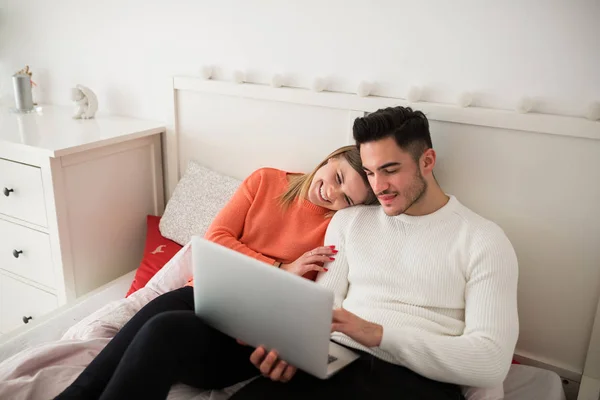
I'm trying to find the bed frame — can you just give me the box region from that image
[580,301,600,399]
[164,75,599,399]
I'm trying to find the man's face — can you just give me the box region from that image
[360,137,427,216]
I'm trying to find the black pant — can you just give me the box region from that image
[232,350,464,400]
[55,286,463,400]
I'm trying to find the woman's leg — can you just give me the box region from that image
[98,311,258,400]
[56,286,196,399]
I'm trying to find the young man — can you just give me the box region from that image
[241,106,519,399]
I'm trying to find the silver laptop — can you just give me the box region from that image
[191,236,359,379]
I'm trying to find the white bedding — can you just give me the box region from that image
[503,365,566,400]
[0,243,566,400]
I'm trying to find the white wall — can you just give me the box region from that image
[1,0,598,121]
[2,0,600,375]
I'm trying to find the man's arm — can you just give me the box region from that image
[315,210,351,307]
[378,225,519,388]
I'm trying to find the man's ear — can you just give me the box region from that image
[421,149,436,174]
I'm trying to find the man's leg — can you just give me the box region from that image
[366,356,464,399]
[231,352,464,400]
[98,310,258,400]
[56,286,197,399]
[230,355,372,399]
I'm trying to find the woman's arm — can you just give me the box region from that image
[204,170,275,265]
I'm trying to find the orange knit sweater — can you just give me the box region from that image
[187,168,331,285]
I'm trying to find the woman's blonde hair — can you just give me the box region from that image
[279,145,377,210]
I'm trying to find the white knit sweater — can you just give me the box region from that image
[316,195,519,388]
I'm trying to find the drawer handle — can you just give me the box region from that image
[22,316,33,324]
[3,187,14,197]
[13,249,23,258]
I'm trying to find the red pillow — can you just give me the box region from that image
[126,215,183,297]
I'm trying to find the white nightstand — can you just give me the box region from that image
[0,106,165,337]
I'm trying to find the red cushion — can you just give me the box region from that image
[126,215,183,297]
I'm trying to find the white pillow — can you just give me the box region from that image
[159,161,241,245]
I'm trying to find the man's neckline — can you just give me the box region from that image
[392,195,457,224]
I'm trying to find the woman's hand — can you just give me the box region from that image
[280,245,337,277]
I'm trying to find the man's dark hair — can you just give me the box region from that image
[353,106,432,161]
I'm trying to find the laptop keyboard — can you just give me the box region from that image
[327,355,338,364]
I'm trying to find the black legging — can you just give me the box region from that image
[55,286,463,400]
[55,287,257,400]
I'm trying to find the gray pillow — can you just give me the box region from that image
[159,161,242,245]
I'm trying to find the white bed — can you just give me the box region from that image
[0,244,566,400]
[2,74,590,399]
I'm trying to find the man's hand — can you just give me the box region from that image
[249,346,297,382]
[332,308,383,348]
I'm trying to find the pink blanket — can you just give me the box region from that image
[0,337,110,399]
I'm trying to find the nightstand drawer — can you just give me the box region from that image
[0,158,47,227]
[0,219,54,288]
[0,274,58,333]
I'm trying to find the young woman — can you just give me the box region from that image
[56,145,377,400]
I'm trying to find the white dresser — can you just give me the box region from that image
[0,106,165,338]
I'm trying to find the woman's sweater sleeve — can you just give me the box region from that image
[204,170,275,265]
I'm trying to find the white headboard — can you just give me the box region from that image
[166,76,600,382]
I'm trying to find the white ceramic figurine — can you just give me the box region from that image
[71,84,98,119]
